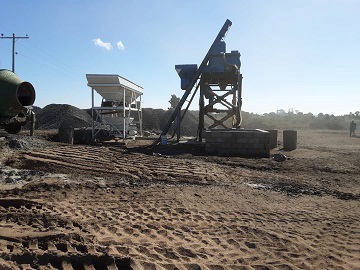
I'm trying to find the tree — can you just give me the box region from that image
[276,109,286,115]
[169,94,180,109]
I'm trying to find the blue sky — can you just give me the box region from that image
[0,0,359,116]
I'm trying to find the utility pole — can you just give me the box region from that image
[0,33,29,73]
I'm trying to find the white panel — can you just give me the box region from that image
[86,74,143,102]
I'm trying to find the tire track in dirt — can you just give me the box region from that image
[31,188,358,270]
[0,198,132,269]
[2,133,359,269]
[1,180,359,269]
[18,145,234,185]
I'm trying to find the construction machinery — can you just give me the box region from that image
[86,74,143,139]
[0,69,36,134]
[161,19,242,141]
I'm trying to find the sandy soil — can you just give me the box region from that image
[0,129,359,270]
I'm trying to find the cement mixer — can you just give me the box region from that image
[0,69,36,134]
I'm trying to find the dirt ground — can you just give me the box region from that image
[0,129,359,270]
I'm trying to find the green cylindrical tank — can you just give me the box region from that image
[0,69,36,117]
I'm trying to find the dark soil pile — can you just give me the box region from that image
[6,135,54,150]
[31,106,42,115]
[141,108,166,133]
[31,104,199,136]
[35,104,92,130]
[142,108,199,136]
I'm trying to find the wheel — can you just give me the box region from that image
[4,124,22,134]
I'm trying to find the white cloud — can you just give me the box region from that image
[93,38,113,50]
[116,40,124,50]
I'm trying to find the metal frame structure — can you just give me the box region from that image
[198,66,242,141]
[86,74,143,140]
[160,19,242,142]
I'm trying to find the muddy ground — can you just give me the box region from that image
[0,129,359,270]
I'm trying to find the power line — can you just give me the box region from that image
[16,51,79,81]
[22,40,83,79]
[0,33,29,72]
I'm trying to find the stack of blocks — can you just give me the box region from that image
[204,129,270,157]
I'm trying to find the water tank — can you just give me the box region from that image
[283,130,297,151]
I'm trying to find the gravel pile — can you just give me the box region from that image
[141,108,167,133]
[35,104,92,130]
[142,108,199,136]
[31,105,198,136]
[0,167,38,185]
[5,134,54,150]
[161,109,200,136]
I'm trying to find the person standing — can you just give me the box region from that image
[350,120,357,137]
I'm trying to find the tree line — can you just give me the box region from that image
[240,110,356,130]
[167,94,355,131]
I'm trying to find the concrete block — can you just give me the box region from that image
[236,137,248,143]
[203,131,210,139]
[222,142,232,148]
[248,138,260,144]
[247,149,260,155]
[245,131,255,138]
[205,147,217,153]
[227,148,236,155]
[212,132,224,138]
[206,136,216,142]
[254,143,265,149]
[231,143,242,148]
[243,143,254,149]
[236,149,248,155]
[222,132,232,138]
[257,137,268,144]
[218,148,230,155]
[210,143,222,148]
[259,150,270,158]
[205,129,271,157]
[266,129,278,149]
[215,137,226,143]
